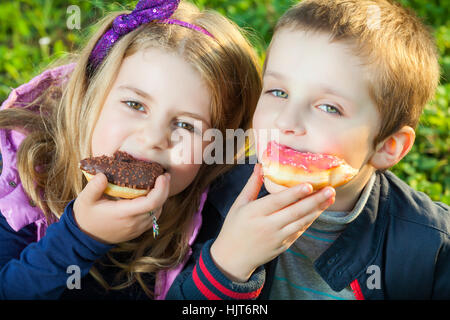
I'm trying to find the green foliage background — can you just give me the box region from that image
[0,0,448,204]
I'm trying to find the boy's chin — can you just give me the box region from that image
[263,177,290,194]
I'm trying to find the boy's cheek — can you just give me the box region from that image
[252,99,273,129]
[328,129,374,168]
[253,129,273,162]
[252,110,277,158]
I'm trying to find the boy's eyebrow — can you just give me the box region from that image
[264,70,287,81]
[264,72,354,103]
[117,85,211,127]
[317,83,354,104]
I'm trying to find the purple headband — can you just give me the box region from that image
[88,0,214,73]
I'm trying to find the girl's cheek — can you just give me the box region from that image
[167,137,206,196]
[91,124,127,156]
[167,163,202,197]
[170,133,204,165]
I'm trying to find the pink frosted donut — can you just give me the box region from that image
[261,141,358,190]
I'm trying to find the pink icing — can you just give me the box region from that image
[264,141,341,172]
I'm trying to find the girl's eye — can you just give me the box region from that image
[317,104,342,116]
[268,89,288,99]
[123,100,145,112]
[175,121,195,132]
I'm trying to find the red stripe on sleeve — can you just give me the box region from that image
[350,279,365,300]
[199,252,262,299]
[192,265,222,300]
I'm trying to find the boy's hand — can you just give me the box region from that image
[210,164,335,282]
[73,172,170,244]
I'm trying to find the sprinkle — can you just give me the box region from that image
[80,151,165,189]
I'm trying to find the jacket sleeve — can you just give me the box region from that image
[0,200,113,299]
[166,198,266,300]
[432,232,450,299]
[166,239,265,300]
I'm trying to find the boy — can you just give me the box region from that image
[167,0,449,299]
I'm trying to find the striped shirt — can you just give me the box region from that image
[269,174,376,300]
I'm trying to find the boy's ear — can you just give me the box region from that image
[369,126,416,170]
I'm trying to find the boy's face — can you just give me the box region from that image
[253,28,380,194]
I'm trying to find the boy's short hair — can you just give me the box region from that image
[272,0,440,147]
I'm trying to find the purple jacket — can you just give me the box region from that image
[0,63,75,241]
[0,64,208,299]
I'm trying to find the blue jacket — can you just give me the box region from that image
[166,163,450,299]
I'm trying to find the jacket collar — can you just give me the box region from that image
[314,171,389,292]
[207,163,390,293]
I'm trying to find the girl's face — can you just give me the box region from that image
[91,48,212,197]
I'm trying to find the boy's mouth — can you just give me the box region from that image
[263,140,342,171]
[260,140,359,191]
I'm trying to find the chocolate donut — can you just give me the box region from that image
[80,151,165,199]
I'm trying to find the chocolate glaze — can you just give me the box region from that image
[80,151,165,190]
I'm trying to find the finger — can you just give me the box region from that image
[276,187,335,231]
[79,172,108,204]
[247,182,314,216]
[230,163,264,211]
[115,173,171,215]
[280,197,334,246]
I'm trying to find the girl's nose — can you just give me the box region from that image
[274,103,307,136]
[140,123,171,151]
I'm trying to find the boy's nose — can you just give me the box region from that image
[274,107,307,136]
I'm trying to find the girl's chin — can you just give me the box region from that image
[263,177,290,194]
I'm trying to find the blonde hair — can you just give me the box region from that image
[0,1,261,297]
[271,0,440,147]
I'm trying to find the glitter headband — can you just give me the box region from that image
[88,0,214,72]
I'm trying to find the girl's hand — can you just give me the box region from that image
[73,172,171,244]
[210,164,335,282]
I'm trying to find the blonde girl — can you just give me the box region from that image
[0,0,261,299]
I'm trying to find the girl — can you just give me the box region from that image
[0,0,261,299]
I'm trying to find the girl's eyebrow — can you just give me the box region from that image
[178,111,211,128]
[118,85,153,101]
[118,85,211,127]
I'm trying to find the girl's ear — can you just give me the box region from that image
[369,126,416,170]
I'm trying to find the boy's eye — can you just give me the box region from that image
[123,100,145,112]
[175,121,195,132]
[317,104,342,116]
[268,89,288,99]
